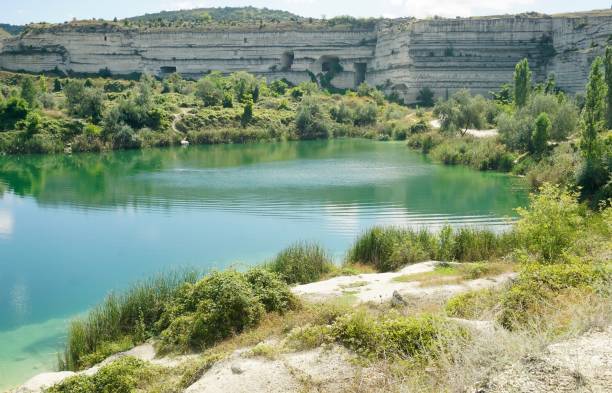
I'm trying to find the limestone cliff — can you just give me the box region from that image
[2,10,612,103]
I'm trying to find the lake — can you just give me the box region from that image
[0,139,528,389]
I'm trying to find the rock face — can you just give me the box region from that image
[2,10,612,103]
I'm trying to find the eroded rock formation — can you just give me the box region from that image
[2,10,612,103]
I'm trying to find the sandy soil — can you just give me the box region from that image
[486,326,612,393]
[429,119,499,138]
[293,261,515,304]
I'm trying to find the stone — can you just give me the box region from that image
[391,290,408,307]
[230,364,244,375]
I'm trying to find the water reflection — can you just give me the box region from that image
[0,139,528,390]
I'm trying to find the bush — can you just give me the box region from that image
[267,242,334,284]
[244,268,298,313]
[295,97,330,140]
[331,312,466,360]
[60,270,200,370]
[49,357,158,393]
[353,102,378,126]
[445,289,500,319]
[526,144,580,189]
[429,137,514,171]
[0,96,29,131]
[158,270,265,352]
[195,78,223,107]
[498,262,610,330]
[515,184,584,262]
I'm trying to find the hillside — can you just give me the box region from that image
[0,23,24,35]
[127,6,303,24]
[0,27,9,38]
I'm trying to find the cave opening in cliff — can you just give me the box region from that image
[160,66,177,74]
[354,63,367,86]
[320,56,341,73]
[281,51,294,71]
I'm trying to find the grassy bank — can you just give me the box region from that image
[45,183,610,392]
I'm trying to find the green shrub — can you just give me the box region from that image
[49,357,157,393]
[60,270,200,370]
[498,261,610,329]
[331,312,466,360]
[515,184,585,262]
[445,289,500,319]
[244,268,298,312]
[286,324,334,350]
[267,242,334,284]
[158,270,265,352]
[430,138,514,172]
[295,97,330,140]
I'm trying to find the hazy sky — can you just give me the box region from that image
[2,0,612,25]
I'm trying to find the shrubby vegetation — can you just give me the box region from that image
[50,178,610,392]
[417,52,610,206]
[0,70,422,155]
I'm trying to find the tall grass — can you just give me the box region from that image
[60,269,200,371]
[346,226,517,272]
[266,242,335,284]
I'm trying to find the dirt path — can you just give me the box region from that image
[293,261,515,304]
[171,108,190,133]
[429,119,499,138]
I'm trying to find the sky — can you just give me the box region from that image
[2,0,611,25]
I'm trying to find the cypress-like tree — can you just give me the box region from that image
[513,58,532,108]
[579,57,607,195]
[605,46,612,128]
[532,113,551,155]
[241,98,253,127]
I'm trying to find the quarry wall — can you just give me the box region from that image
[1,11,612,103]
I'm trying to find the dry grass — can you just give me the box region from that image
[392,262,515,287]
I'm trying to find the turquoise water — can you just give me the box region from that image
[0,139,528,389]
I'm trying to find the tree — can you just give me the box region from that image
[514,58,532,108]
[605,46,612,128]
[0,97,29,131]
[531,113,550,155]
[20,77,38,107]
[416,87,435,107]
[578,57,608,196]
[295,97,329,139]
[195,78,223,107]
[241,98,253,127]
[544,73,557,95]
[53,79,63,92]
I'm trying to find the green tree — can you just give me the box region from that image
[241,98,253,127]
[605,46,612,128]
[0,97,29,131]
[513,58,532,108]
[20,77,38,107]
[195,78,223,107]
[532,113,550,155]
[295,97,329,140]
[53,79,63,92]
[578,57,608,196]
[416,87,435,107]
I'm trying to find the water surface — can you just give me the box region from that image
[0,139,528,389]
